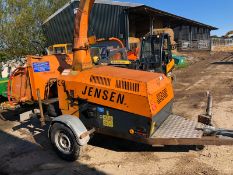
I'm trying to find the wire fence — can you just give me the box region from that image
[211,38,233,47]
[174,26,211,51]
[177,40,211,51]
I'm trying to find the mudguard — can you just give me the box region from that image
[49,115,90,146]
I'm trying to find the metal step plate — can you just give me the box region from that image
[152,115,204,139]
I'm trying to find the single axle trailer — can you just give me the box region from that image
[95,114,233,147]
[8,0,233,162]
[47,91,233,161]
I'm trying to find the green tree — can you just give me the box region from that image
[0,0,69,60]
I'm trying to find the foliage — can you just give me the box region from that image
[0,0,69,60]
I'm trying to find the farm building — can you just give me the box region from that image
[42,0,217,51]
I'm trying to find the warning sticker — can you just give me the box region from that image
[103,111,113,128]
[33,62,50,73]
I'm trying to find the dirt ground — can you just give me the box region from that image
[0,52,233,175]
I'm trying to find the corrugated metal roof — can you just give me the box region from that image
[126,5,217,30]
[42,1,217,46]
[43,0,217,30]
[43,0,142,24]
[87,0,142,7]
[42,1,129,45]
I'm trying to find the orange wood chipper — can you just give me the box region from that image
[8,0,233,161]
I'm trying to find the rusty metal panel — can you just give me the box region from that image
[10,67,32,102]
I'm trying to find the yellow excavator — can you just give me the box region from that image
[90,37,132,66]
[46,35,175,80]
[91,33,176,79]
[46,39,131,67]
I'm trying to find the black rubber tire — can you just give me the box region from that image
[50,123,80,161]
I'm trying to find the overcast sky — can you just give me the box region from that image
[120,0,233,36]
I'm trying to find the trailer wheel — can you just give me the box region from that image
[50,123,80,161]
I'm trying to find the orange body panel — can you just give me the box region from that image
[27,54,72,100]
[10,54,72,102]
[127,52,138,61]
[58,66,174,118]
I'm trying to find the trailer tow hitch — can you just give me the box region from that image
[198,91,233,138]
[202,126,233,138]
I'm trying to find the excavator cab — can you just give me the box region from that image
[138,33,175,78]
[91,39,131,67]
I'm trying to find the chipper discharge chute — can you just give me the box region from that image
[44,0,233,161]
